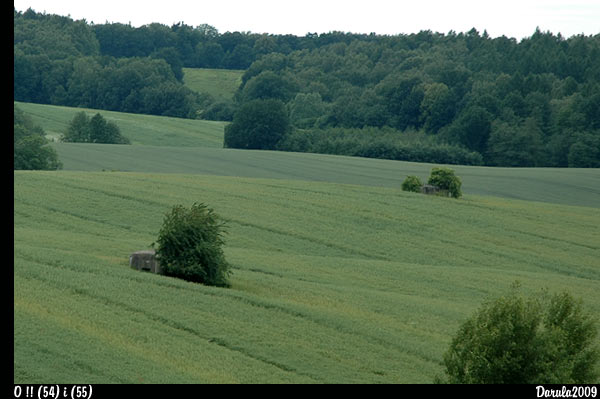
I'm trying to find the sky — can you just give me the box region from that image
[13,0,600,40]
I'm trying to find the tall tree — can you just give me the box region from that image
[224,99,290,150]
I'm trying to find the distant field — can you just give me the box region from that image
[182,68,243,101]
[16,101,600,207]
[14,171,600,383]
[51,143,600,208]
[14,102,226,147]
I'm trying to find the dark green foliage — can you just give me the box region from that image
[13,10,199,119]
[62,112,130,144]
[443,105,493,153]
[374,75,425,131]
[440,286,600,384]
[201,100,236,122]
[486,118,543,166]
[63,111,90,143]
[224,99,290,150]
[401,176,423,193]
[153,203,231,287]
[568,132,600,167]
[427,167,462,198]
[278,127,483,165]
[151,47,184,81]
[89,113,128,144]
[420,82,456,133]
[13,9,600,166]
[239,70,298,102]
[14,106,62,170]
[289,93,328,129]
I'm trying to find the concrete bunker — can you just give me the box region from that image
[420,184,440,195]
[129,250,162,274]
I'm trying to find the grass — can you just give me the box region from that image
[49,143,600,208]
[14,171,600,383]
[17,101,600,207]
[182,68,243,101]
[13,102,600,383]
[14,101,226,147]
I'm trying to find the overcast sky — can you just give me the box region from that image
[13,0,600,40]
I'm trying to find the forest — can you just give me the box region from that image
[13,7,600,167]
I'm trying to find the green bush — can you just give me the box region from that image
[427,167,462,198]
[401,175,423,193]
[153,203,231,287]
[439,285,600,384]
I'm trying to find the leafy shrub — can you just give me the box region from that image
[427,167,462,198]
[439,285,600,384]
[153,203,231,287]
[401,176,423,193]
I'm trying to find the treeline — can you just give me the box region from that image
[278,128,483,165]
[14,8,600,167]
[13,8,361,118]
[234,30,600,167]
[14,9,203,118]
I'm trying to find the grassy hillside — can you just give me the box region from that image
[13,102,600,383]
[14,171,600,383]
[51,143,600,208]
[182,68,243,101]
[18,102,600,208]
[14,102,226,147]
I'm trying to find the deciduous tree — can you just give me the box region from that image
[153,203,231,287]
[224,99,290,150]
[439,286,599,384]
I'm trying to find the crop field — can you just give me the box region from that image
[14,170,600,383]
[182,68,243,101]
[50,143,600,208]
[14,102,600,383]
[18,102,600,207]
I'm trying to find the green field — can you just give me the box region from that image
[182,68,243,101]
[18,102,600,208]
[14,171,600,383]
[15,101,226,147]
[50,142,600,208]
[13,102,600,383]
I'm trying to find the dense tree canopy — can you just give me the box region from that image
[237,30,599,166]
[14,8,600,166]
[14,9,200,118]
